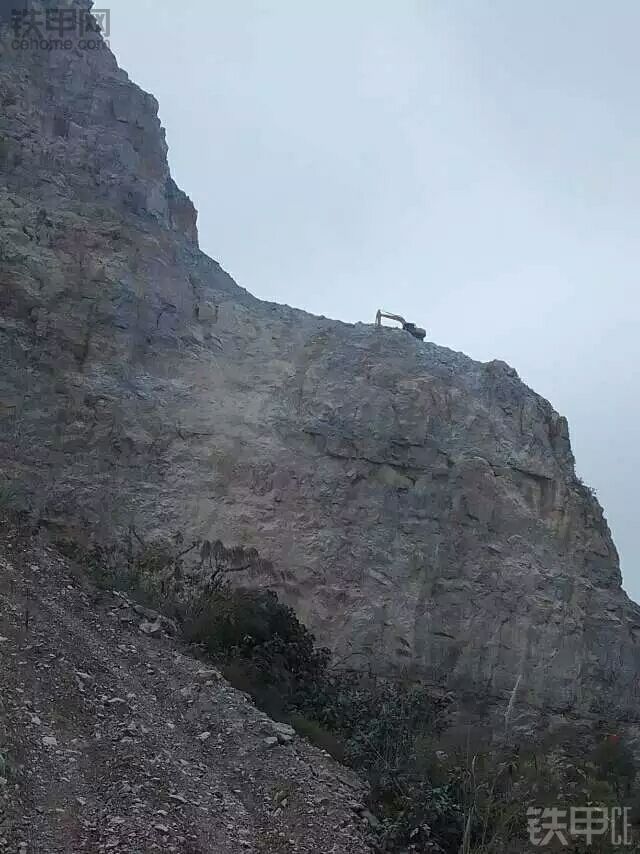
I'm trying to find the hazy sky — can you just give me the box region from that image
[108,1,639,598]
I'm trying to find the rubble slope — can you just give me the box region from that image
[0,518,370,853]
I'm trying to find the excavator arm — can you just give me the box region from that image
[376,310,407,327]
[375,309,426,341]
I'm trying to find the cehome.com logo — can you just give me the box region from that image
[2,5,110,51]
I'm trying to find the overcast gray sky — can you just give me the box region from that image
[108,0,639,599]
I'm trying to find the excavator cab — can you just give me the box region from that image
[402,322,426,341]
[375,310,426,341]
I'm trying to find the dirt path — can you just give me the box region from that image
[0,523,371,853]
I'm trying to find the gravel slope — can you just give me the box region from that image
[0,520,371,854]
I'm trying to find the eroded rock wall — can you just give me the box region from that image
[1,7,638,725]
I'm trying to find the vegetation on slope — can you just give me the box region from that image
[2,499,638,853]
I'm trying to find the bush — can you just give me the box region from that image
[182,586,330,719]
[288,714,349,763]
[592,734,636,797]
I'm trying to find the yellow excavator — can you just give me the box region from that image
[375,310,426,341]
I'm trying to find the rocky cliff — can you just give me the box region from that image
[1,3,639,729]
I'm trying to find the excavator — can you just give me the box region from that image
[375,310,426,341]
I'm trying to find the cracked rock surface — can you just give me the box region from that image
[0,3,639,728]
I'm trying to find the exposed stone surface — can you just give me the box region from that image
[0,4,639,732]
[0,518,370,853]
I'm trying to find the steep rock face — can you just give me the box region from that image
[1,8,639,725]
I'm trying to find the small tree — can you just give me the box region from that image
[592,735,636,798]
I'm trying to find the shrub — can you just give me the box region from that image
[182,586,330,719]
[288,714,349,763]
[592,734,636,797]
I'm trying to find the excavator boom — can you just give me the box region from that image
[375,309,426,341]
[376,310,407,326]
